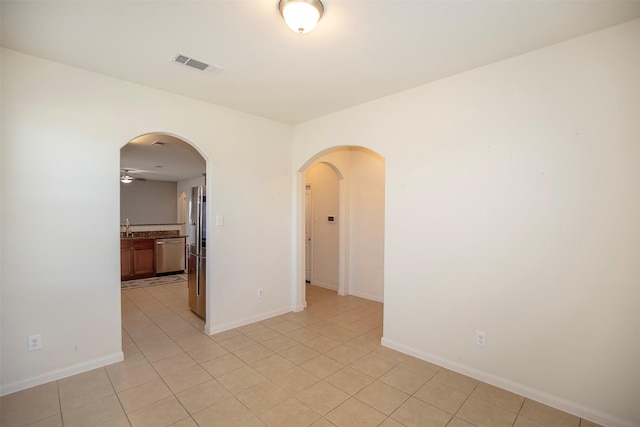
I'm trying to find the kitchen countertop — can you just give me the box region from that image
[120,230,187,240]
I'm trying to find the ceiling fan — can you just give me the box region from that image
[120,169,147,184]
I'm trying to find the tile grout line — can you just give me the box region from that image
[56,379,64,426]
[105,362,134,427]
[122,284,201,427]
[449,379,479,426]
[198,289,385,426]
[127,284,570,427]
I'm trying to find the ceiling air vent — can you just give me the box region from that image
[172,53,223,75]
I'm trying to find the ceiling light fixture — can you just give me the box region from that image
[279,0,324,34]
[120,171,133,184]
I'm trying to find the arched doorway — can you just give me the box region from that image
[294,146,385,310]
[119,132,208,324]
[305,161,343,293]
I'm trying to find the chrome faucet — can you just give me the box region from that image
[125,218,132,237]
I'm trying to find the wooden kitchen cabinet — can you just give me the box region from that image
[121,239,155,280]
[120,240,132,278]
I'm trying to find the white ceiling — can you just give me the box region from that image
[2,0,639,180]
[120,134,206,182]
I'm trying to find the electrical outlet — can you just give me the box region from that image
[257,288,264,299]
[475,330,486,347]
[29,334,42,351]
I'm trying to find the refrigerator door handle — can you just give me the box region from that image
[196,267,200,296]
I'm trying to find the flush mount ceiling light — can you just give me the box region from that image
[279,0,324,34]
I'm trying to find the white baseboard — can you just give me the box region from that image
[309,282,384,303]
[0,351,124,397]
[205,306,291,335]
[348,289,384,303]
[309,281,338,291]
[380,337,635,427]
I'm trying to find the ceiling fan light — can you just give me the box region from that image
[120,174,133,184]
[279,0,323,34]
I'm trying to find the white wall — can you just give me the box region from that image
[292,20,640,427]
[348,149,384,302]
[120,179,177,224]
[0,48,292,394]
[306,162,340,290]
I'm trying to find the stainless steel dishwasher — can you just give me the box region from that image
[155,237,186,274]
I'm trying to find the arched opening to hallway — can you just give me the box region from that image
[304,162,342,292]
[295,146,385,311]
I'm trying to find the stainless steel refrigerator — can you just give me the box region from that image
[188,186,206,318]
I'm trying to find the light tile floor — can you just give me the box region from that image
[1,283,602,427]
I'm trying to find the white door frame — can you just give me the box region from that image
[305,185,312,284]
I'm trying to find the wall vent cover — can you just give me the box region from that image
[172,53,223,75]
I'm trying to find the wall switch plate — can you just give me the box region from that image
[475,330,486,347]
[257,288,263,299]
[29,334,42,351]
